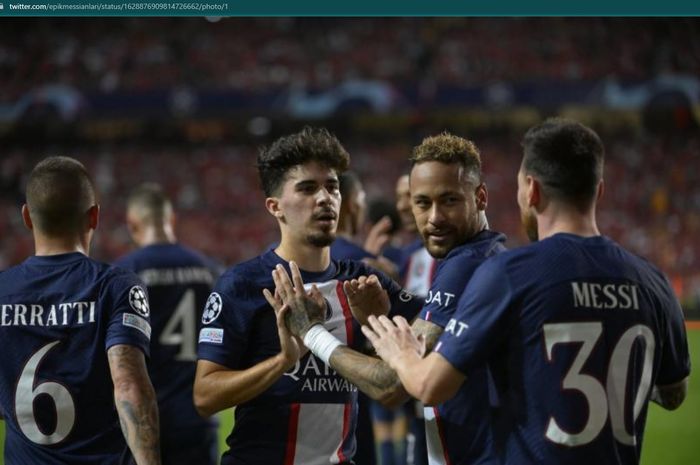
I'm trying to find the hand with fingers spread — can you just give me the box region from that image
[262,289,308,368]
[342,274,390,326]
[361,315,426,371]
[270,262,326,339]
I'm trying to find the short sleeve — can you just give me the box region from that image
[435,258,513,376]
[655,277,691,386]
[105,273,152,357]
[197,272,254,369]
[419,257,483,328]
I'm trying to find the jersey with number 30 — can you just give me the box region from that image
[0,252,151,465]
[436,233,691,465]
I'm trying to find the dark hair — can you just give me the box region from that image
[127,182,172,225]
[257,127,350,196]
[367,198,402,235]
[25,156,96,236]
[409,132,482,185]
[338,171,362,199]
[521,117,604,210]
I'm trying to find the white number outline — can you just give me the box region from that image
[543,322,655,447]
[159,289,197,361]
[15,340,76,445]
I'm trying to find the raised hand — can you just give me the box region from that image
[342,274,390,326]
[262,289,308,366]
[271,261,326,338]
[361,315,426,370]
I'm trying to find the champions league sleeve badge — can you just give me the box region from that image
[202,292,223,324]
[128,285,150,317]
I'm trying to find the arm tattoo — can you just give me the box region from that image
[108,344,161,465]
[329,319,444,403]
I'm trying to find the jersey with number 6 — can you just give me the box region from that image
[435,233,691,465]
[0,252,151,465]
[114,243,220,449]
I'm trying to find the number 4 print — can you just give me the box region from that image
[543,322,655,447]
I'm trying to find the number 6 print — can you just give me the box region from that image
[15,340,76,445]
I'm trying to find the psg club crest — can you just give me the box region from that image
[128,286,150,317]
[202,292,223,324]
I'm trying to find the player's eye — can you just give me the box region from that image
[298,184,317,194]
[414,199,430,209]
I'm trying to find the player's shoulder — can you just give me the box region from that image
[217,253,271,290]
[446,230,508,262]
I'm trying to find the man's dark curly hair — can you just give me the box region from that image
[257,127,350,197]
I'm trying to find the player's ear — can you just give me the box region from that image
[265,197,283,220]
[21,204,33,231]
[475,182,488,211]
[87,204,99,231]
[596,179,604,202]
[527,175,540,208]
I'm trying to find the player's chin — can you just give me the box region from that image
[307,231,336,248]
[426,241,450,259]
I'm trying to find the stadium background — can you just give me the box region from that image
[0,18,698,464]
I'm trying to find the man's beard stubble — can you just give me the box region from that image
[307,231,336,248]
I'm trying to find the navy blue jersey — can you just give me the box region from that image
[0,252,151,465]
[331,237,375,262]
[197,249,420,465]
[436,233,691,465]
[114,244,220,447]
[418,230,506,465]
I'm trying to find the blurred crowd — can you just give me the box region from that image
[1,130,699,312]
[1,18,698,100]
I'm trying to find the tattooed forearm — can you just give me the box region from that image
[108,344,161,465]
[330,346,404,403]
[118,412,129,443]
[116,399,160,462]
[328,319,444,407]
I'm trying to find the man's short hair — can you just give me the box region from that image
[521,117,604,211]
[127,183,172,226]
[25,156,96,236]
[257,127,350,197]
[409,132,482,185]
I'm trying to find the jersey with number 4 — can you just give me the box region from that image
[114,243,220,443]
[197,249,420,465]
[0,252,151,465]
[436,233,691,465]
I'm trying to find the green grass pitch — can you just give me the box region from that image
[1,329,698,463]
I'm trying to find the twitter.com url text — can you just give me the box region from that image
[4,2,228,11]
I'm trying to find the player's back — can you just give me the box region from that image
[114,243,219,444]
[486,233,690,464]
[0,252,151,465]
